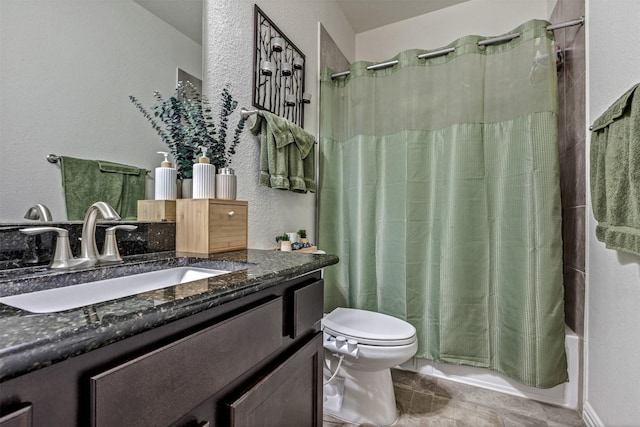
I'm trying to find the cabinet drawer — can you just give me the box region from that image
[0,404,32,427]
[176,199,248,254]
[227,333,323,427]
[207,202,247,252]
[288,279,324,338]
[91,298,282,427]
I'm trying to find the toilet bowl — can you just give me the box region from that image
[322,307,418,426]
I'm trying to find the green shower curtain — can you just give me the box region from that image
[318,20,567,388]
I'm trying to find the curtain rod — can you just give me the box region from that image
[331,16,584,79]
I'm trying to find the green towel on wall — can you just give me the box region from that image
[590,82,640,256]
[60,156,147,220]
[250,111,316,193]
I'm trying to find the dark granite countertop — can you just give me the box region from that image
[0,249,338,382]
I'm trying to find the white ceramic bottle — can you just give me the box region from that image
[193,147,216,199]
[154,151,177,200]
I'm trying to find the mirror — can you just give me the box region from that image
[0,0,203,223]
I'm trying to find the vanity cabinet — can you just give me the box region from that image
[0,404,32,427]
[227,333,323,426]
[0,271,324,427]
[91,298,283,427]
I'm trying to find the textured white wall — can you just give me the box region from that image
[355,0,550,62]
[0,0,202,222]
[586,1,640,424]
[204,0,355,249]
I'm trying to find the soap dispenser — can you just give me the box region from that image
[154,151,177,200]
[193,146,216,199]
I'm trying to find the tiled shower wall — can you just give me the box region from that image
[551,0,586,338]
[320,24,350,79]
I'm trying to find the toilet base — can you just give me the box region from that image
[323,366,398,426]
[323,377,344,414]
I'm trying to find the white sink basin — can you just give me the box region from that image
[0,267,230,314]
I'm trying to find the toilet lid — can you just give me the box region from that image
[322,307,417,346]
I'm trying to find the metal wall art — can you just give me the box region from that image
[253,5,308,127]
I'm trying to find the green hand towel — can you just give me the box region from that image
[251,113,290,190]
[263,111,294,149]
[288,122,316,193]
[60,156,147,220]
[590,83,640,255]
[250,111,316,193]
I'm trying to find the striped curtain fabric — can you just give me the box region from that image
[318,20,567,388]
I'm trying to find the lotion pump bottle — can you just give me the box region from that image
[193,146,216,199]
[154,151,177,200]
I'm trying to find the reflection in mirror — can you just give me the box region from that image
[23,204,53,222]
[0,0,203,223]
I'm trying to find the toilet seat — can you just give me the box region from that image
[323,307,416,346]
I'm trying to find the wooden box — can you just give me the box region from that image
[176,199,248,254]
[137,200,176,222]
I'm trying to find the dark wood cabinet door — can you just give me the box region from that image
[91,298,283,427]
[0,405,32,427]
[287,279,324,339]
[227,333,323,427]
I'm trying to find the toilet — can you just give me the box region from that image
[322,307,418,426]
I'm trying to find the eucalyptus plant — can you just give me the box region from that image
[208,85,246,169]
[129,81,246,178]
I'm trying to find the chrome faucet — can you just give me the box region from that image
[20,201,121,269]
[79,202,121,262]
[24,204,53,221]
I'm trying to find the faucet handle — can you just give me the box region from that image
[99,225,137,263]
[20,226,67,236]
[20,226,74,268]
[24,204,53,221]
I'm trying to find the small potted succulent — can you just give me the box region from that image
[275,233,291,252]
[297,229,309,244]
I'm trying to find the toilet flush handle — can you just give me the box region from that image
[347,339,359,359]
[324,335,359,358]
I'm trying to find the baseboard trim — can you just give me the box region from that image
[583,402,604,427]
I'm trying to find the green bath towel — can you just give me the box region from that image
[590,82,640,256]
[60,156,147,220]
[250,111,316,193]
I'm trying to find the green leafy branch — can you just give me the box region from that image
[129,81,246,178]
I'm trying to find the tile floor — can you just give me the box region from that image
[323,369,586,427]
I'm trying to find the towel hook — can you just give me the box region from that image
[240,107,259,120]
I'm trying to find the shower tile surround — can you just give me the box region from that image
[552,0,586,339]
[320,24,351,78]
[323,369,586,427]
